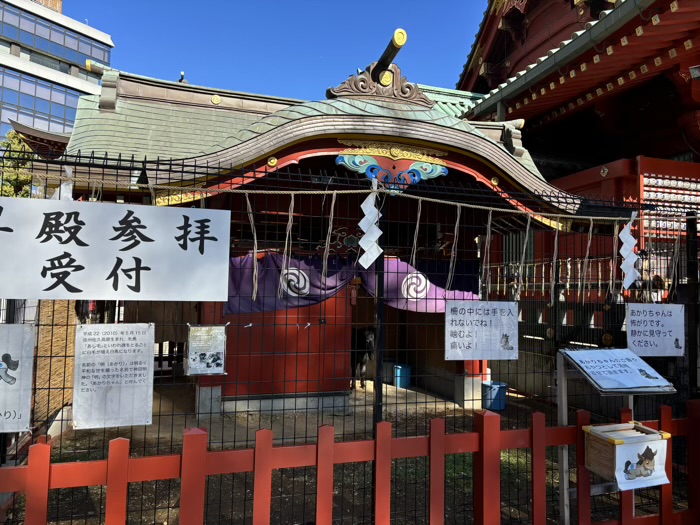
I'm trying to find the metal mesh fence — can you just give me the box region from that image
[0,150,697,524]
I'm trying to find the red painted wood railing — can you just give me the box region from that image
[1,401,699,525]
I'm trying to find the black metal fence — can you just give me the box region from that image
[0,150,698,524]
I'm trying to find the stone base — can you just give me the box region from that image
[420,365,482,410]
[455,375,482,411]
[195,385,222,417]
[47,406,73,441]
[222,392,350,416]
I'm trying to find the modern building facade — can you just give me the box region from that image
[0,0,112,138]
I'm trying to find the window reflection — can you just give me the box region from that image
[0,66,81,134]
[0,3,111,67]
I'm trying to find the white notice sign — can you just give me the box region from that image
[186,325,226,375]
[561,349,674,394]
[626,304,685,357]
[0,197,231,301]
[73,323,155,429]
[445,300,518,360]
[0,325,35,432]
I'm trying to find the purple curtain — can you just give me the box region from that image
[225,254,477,314]
[360,258,477,313]
[224,254,355,314]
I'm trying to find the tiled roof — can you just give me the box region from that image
[418,84,483,118]
[466,0,660,119]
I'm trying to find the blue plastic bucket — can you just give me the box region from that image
[482,381,507,411]
[393,364,411,389]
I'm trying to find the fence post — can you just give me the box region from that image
[24,439,50,525]
[686,212,698,395]
[474,410,500,525]
[105,438,130,525]
[531,412,546,525]
[619,408,634,525]
[374,422,392,524]
[180,428,208,525]
[430,419,446,525]
[253,429,274,525]
[659,406,673,525]
[316,425,335,525]
[576,410,591,525]
[688,399,700,523]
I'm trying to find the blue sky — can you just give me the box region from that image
[63,0,488,100]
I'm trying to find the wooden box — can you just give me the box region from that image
[583,422,670,482]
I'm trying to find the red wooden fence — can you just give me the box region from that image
[1,401,699,525]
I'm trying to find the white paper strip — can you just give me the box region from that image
[359,243,383,269]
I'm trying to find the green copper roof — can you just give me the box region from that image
[67,95,267,159]
[418,84,483,119]
[201,97,483,154]
[65,73,543,182]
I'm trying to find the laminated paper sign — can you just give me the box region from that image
[0,324,35,432]
[0,197,231,301]
[615,439,669,491]
[73,323,154,429]
[186,325,226,375]
[626,304,685,357]
[562,349,674,394]
[445,300,518,360]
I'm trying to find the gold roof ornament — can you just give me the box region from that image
[338,140,447,165]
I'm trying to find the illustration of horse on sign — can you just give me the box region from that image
[623,446,657,480]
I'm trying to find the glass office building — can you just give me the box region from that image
[0,0,113,137]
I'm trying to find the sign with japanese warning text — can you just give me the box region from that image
[72,323,155,429]
[0,197,231,301]
[0,324,35,433]
[625,304,685,357]
[445,300,518,360]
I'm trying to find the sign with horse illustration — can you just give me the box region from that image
[0,324,35,433]
[584,422,670,491]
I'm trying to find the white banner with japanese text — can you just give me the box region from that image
[626,304,685,357]
[72,323,154,429]
[445,300,518,360]
[0,324,35,432]
[0,197,231,301]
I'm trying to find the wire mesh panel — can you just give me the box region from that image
[0,149,697,524]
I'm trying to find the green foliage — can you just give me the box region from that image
[1,130,35,198]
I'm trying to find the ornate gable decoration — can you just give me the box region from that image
[336,140,448,193]
[327,63,435,109]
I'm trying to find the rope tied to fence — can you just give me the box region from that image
[322,191,337,286]
[608,221,620,300]
[515,214,531,300]
[277,195,295,299]
[245,194,259,301]
[549,218,560,307]
[668,219,683,301]
[409,199,422,270]
[580,218,593,305]
[481,210,493,301]
[445,205,461,291]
